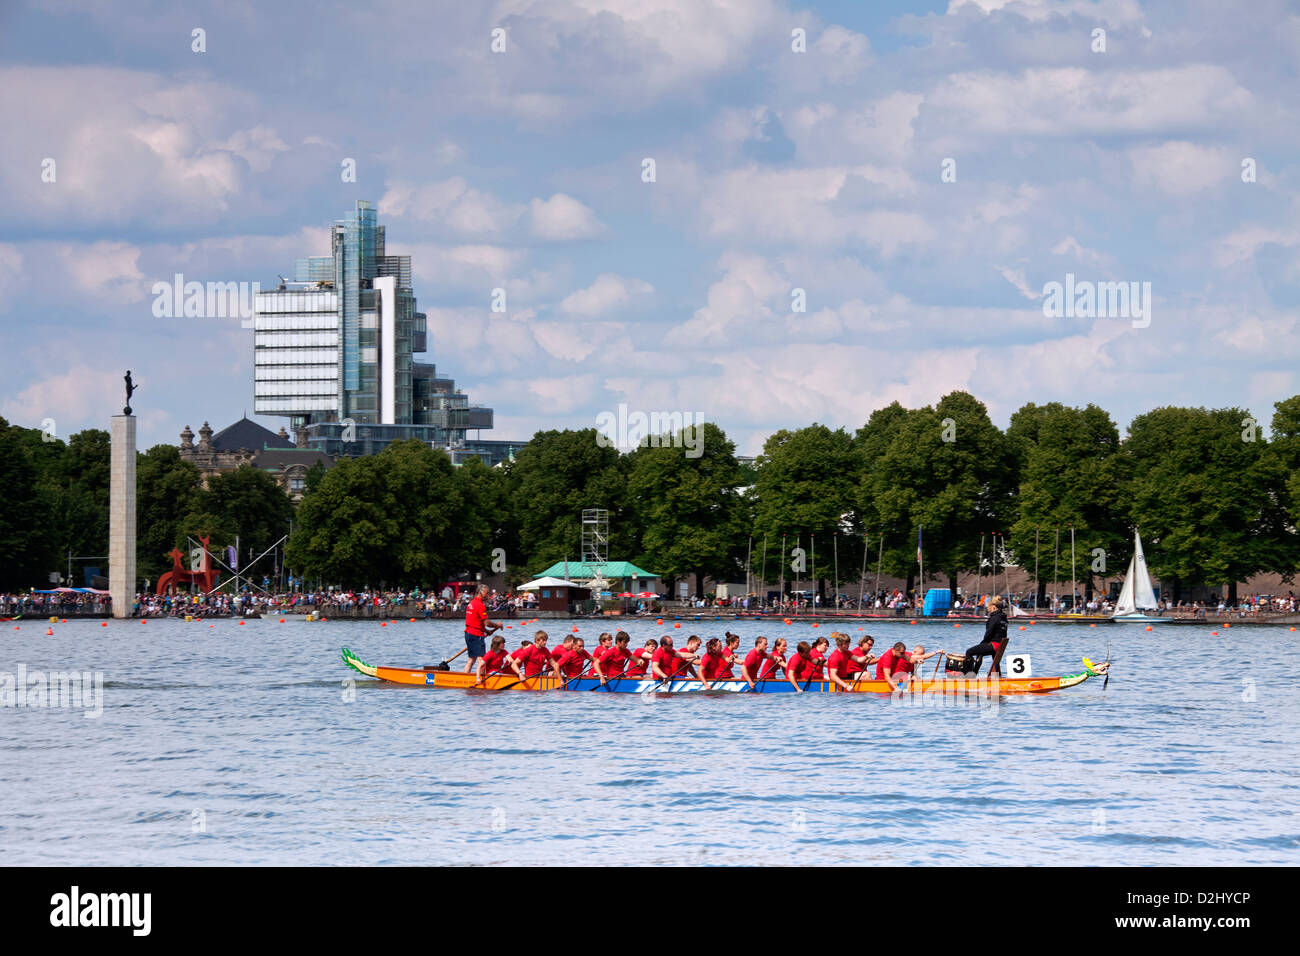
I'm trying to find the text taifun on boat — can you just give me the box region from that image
[1111,530,1170,623]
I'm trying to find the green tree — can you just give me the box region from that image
[1004,402,1126,605]
[0,418,56,588]
[505,429,630,573]
[626,422,747,598]
[135,445,203,584]
[1126,406,1289,603]
[286,441,466,587]
[752,423,860,598]
[856,392,1015,601]
[186,465,293,572]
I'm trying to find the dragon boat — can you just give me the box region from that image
[341,647,1110,695]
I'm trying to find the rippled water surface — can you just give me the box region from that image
[1,616,1297,865]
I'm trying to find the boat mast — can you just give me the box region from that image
[873,533,884,603]
[976,532,984,608]
[1070,525,1076,612]
[1053,528,1060,612]
[857,530,868,609]
[1033,528,1040,612]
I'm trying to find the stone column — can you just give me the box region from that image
[109,414,137,619]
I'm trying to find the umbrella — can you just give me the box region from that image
[617,592,633,598]
[637,591,657,598]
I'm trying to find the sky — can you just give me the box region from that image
[2,0,1299,455]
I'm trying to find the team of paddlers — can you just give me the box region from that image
[460,583,1012,690]
[475,629,953,691]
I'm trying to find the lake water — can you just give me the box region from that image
[1,615,1297,865]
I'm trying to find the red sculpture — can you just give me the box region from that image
[155,534,220,594]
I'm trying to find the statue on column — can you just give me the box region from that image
[124,370,138,415]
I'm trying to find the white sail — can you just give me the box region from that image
[1132,532,1158,609]
[1113,555,1137,616]
[1113,530,1158,617]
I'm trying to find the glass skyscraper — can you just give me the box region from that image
[253,201,513,463]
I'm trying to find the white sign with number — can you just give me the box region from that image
[1005,653,1032,677]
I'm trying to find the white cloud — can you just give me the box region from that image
[528,194,605,240]
[1129,141,1232,195]
[559,273,653,316]
[56,241,146,304]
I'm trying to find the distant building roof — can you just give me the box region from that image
[536,560,660,580]
[211,415,287,453]
[252,448,334,470]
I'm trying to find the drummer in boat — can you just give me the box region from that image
[963,594,1010,676]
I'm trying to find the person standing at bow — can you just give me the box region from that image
[463,583,503,674]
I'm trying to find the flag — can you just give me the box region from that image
[916,528,923,565]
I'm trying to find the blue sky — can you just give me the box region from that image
[3,0,1299,454]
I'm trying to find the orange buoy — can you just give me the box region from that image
[11,626,17,630]
[673,623,681,628]
[1018,625,1026,630]
[1290,627,1296,632]
[656,619,663,625]
[505,625,512,629]
[209,624,214,628]
[279,618,285,623]
[381,622,387,627]
[239,620,245,625]
[811,623,819,628]
[783,618,792,625]
[409,618,416,623]
[1089,623,1096,628]
[1145,626,1153,631]
[61,619,68,624]
[1225,623,1231,628]
[46,628,53,635]
[909,620,916,625]
[954,623,961,628]
[572,625,579,632]
[1211,631,1218,636]
[100,622,107,627]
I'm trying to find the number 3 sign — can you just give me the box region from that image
[1005,654,1032,677]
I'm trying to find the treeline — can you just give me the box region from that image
[0,419,291,590]
[5,390,1300,600]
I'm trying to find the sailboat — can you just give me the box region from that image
[1111,530,1170,623]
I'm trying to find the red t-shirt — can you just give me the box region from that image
[827,648,857,680]
[651,646,679,678]
[626,648,653,677]
[601,646,630,677]
[555,647,592,678]
[787,653,815,681]
[700,649,729,681]
[759,652,785,680]
[720,647,739,679]
[743,648,768,679]
[465,596,488,637]
[481,649,509,675]
[808,649,827,677]
[876,649,908,680]
[516,644,553,677]
[894,654,915,674]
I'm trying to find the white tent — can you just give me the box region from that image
[518,576,584,591]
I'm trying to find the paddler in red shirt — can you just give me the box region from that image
[677,635,704,678]
[591,632,615,675]
[785,641,816,691]
[554,637,595,680]
[597,632,634,684]
[760,637,788,680]
[852,635,877,674]
[509,631,562,681]
[742,636,770,690]
[699,637,730,682]
[826,634,860,691]
[624,638,657,678]
[808,636,829,678]
[463,583,503,674]
[476,634,511,683]
[721,633,742,677]
[875,641,912,691]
